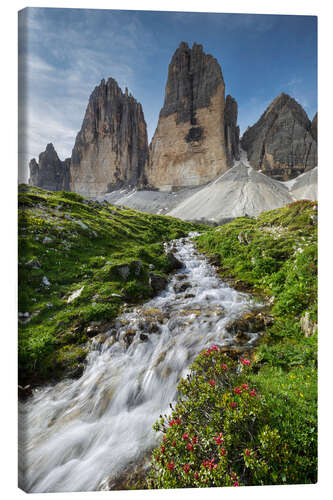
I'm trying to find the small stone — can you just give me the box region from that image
[43,237,53,245]
[42,276,51,287]
[67,286,85,303]
[140,333,148,342]
[26,259,41,269]
[174,281,191,293]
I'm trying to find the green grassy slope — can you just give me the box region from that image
[18,185,205,385]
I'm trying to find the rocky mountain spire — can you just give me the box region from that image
[70,78,149,197]
[28,143,70,191]
[241,93,317,180]
[146,42,238,191]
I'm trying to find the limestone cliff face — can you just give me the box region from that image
[70,78,149,197]
[28,143,70,191]
[146,42,234,191]
[224,95,240,165]
[311,113,318,142]
[241,93,317,180]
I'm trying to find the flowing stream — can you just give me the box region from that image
[19,235,261,492]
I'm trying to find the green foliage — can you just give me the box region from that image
[18,184,206,384]
[148,348,289,488]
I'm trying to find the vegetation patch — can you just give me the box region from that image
[18,184,206,386]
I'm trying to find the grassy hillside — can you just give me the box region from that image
[148,200,317,487]
[18,185,204,386]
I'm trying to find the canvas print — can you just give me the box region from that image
[18,7,318,493]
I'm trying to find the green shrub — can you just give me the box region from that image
[148,348,289,489]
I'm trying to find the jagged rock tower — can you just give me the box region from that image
[70,78,149,197]
[241,93,317,180]
[146,42,238,191]
[28,143,71,191]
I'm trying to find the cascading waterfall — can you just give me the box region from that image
[19,234,261,492]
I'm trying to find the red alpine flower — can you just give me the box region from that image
[250,390,256,397]
[245,449,251,456]
[210,345,219,351]
[161,446,165,454]
[209,379,216,387]
[240,357,251,366]
[221,363,228,370]
[182,432,189,441]
[234,386,242,395]
[183,464,191,474]
[187,443,194,452]
[234,481,239,487]
[192,436,199,444]
[175,417,181,424]
[167,460,175,471]
[169,419,175,427]
[242,383,249,390]
[220,447,227,456]
[194,472,199,480]
[213,432,224,445]
[230,402,237,409]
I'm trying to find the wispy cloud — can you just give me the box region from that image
[18,8,157,182]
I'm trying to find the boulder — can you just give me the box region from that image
[149,273,168,293]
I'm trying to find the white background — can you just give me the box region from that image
[1,1,331,499]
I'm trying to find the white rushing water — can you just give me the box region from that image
[19,235,260,492]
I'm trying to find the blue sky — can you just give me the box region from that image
[18,7,317,181]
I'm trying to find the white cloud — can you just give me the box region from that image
[18,8,156,182]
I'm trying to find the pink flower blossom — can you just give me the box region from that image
[167,460,175,471]
[183,464,191,474]
[245,449,251,456]
[234,481,239,487]
[240,357,251,366]
[187,443,194,452]
[213,432,224,445]
[210,345,219,351]
[234,386,242,395]
[182,432,189,441]
[175,417,181,425]
[192,436,199,444]
[220,447,227,456]
[202,458,217,470]
[242,383,249,390]
[250,390,256,397]
[161,446,165,454]
[169,419,175,427]
[230,402,237,409]
[221,363,228,371]
[194,472,199,480]
[209,379,216,387]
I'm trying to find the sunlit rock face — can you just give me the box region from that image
[146,42,238,191]
[70,78,149,197]
[28,143,70,191]
[241,93,317,181]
